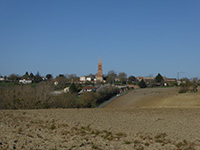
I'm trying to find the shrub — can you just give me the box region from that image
[0,82,53,109]
[179,78,194,93]
[96,86,119,104]
[50,93,77,108]
[78,92,98,108]
[0,84,120,109]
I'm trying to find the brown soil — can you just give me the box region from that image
[1,87,200,149]
[105,87,200,108]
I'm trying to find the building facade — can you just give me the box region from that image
[80,76,93,82]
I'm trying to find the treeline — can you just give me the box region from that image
[4,72,44,83]
[0,82,118,109]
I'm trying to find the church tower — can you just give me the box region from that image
[95,57,103,82]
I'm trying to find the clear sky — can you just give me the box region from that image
[0,0,200,78]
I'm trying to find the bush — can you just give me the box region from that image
[0,84,120,109]
[78,92,98,108]
[50,93,77,108]
[179,86,189,93]
[96,86,119,105]
[178,78,197,93]
[0,82,53,109]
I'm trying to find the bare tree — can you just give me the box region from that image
[0,82,54,109]
[118,72,127,84]
[192,77,199,92]
[65,74,79,83]
[55,75,67,90]
[8,74,20,82]
[106,70,117,84]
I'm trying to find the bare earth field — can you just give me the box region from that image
[1,87,200,150]
[105,87,200,108]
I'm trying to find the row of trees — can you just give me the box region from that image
[1,71,167,89]
[106,71,165,85]
[4,72,43,83]
[138,73,165,88]
[0,82,119,109]
[2,72,79,82]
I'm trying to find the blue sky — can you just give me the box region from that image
[0,0,200,78]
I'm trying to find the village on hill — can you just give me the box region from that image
[0,57,189,93]
[0,57,199,110]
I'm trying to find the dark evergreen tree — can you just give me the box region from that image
[138,79,147,88]
[69,83,78,93]
[59,74,64,77]
[4,76,7,80]
[128,76,138,84]
[29,73,35,80]
[34,72,43,83]
[22,72,29,79]
[46,74,53,80]
[155,73,164,83]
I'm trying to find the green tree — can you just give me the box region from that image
[59,74,64,77]
[22,72,29,79]
[4,76,7,80]
[33,72,43,83]
[155,73,164,83]
[46,74,53,80]
[138,79,147,88]
[128,76,138,85]
[29,73,35,80]
[69,83,78,93]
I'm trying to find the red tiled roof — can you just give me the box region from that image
[83,87,96,90]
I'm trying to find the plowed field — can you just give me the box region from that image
[105,87,200,108]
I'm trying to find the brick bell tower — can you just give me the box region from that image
[95,57,103,82]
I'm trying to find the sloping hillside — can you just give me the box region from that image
[105,87,200,108]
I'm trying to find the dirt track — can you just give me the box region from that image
[105,87,200,108]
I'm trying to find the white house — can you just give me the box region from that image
[19,79,32,84]
[64,87,69,93]
[86,76,92,81]
[80,76,93,82]
[0,77,5,81]
[54,81,58,85]
[80,76,86,82]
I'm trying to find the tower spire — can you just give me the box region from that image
[95,57,103,82]
[99,57,102,64]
